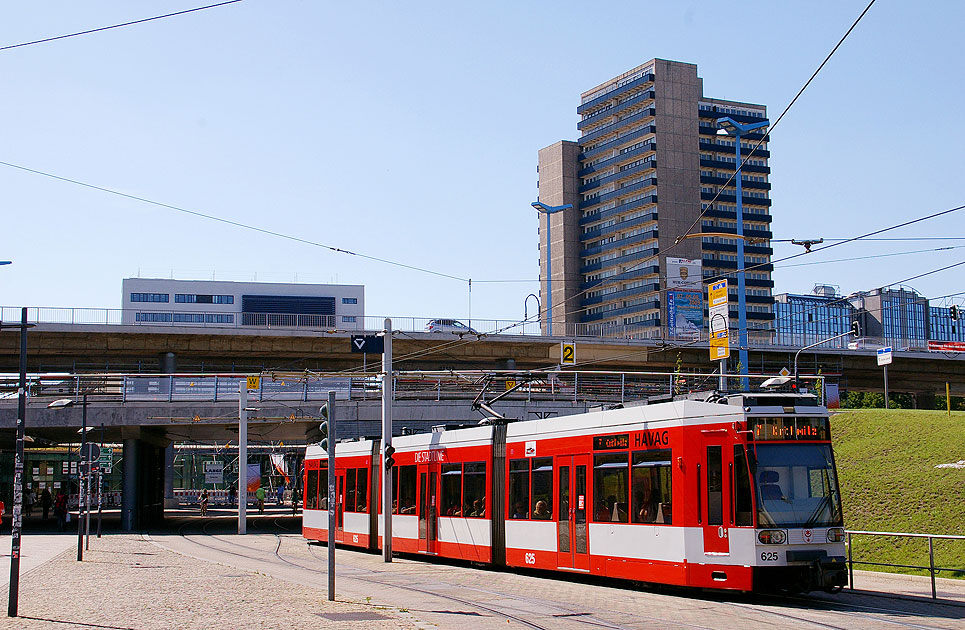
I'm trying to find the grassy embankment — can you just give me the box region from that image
[831,409,965,577]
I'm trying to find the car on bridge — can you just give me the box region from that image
[425,319,478,335]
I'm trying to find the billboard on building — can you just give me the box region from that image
[666,257,703,291]
[667,291,703,341]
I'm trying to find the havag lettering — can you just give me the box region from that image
[633,430,669,448]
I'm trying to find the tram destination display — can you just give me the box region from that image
[749,417,829,441]
[593,433,629,450]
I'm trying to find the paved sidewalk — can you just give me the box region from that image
[0,533,78,584]
[0,533,418,630]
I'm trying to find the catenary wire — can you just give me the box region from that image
[339,246,965,374]
[675,0,878,242]
[0,160,470,283]
[0,1,244,52]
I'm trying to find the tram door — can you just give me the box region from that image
[556,454,589,571]
[335,470,345,543]
[417,466,439,553]
[700,434,731,555]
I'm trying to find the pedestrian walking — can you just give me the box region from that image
[255,486,266,514]
[54,489,68,531]
[41,488,52,521]
[25,488,35,517]
[198,488,209,517]
[228,485,237,507]
[291,487,299,516]
[276,484,285,505]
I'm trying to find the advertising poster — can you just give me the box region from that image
[667,291,703,340]
[246,464,261,493]
[666,257,703,291]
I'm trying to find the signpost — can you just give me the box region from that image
[204,461,224,485]
[560,342,576,366]
[708,281,729,389]
[877,347,893,409]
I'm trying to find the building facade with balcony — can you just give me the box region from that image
[121,278,364,330]
[537,58,774,337]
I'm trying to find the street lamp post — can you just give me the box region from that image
[47,394,89,561]
[716,116,769,387]
[531,201,572,336]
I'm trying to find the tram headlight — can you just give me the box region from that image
[826,528,845,543]
[758,529,787,545]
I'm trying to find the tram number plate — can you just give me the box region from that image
[761,552,779,562]
[353,534,359,544]
[524,553,536,565]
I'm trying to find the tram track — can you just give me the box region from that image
[153,516,961,630]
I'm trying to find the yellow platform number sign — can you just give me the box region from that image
[560,342,576,366]
[246,375,261,391]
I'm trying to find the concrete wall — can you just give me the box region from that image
[653,59,703,327]
[537,141,582,335]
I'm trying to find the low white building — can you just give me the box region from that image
[121,278,364,330]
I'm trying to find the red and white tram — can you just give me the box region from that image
[302,391,848,593]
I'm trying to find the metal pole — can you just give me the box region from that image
[847,532,854,590]
[97,424,104,538]
[238,382,247,535]
[946,382,950,417]
[327,390,336,600]
[85,465,92,550]
[545,212,552,335]
[883,365,889,409]
[719,357,727,392]
[7,308,27,616]
[77,394,87,561]
[929,536,936,599]
[734,131,748,391]
[382,318,393,562]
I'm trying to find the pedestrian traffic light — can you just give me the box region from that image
[850,321,861,338]
[384,444,395,471]
[318,403,330,451]
[951,305,959,321]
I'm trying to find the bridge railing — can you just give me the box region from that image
[0,370,826,406]
[846,530,965,600]
[0,305,938,352]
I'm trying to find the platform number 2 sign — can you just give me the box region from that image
[560,342,576,366]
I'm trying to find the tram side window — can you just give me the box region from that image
[509,459,529,519]
[464,462,487,518]
[306,468,319,510]
[631,449,672,524]
[531,458,553,520]
[441,463,463,516]
[346,468,357,512]
[356,467,368,512]
[397,465,417,514]
[319,466,328,509]
[593,453,629,523]
[734,446,753,526]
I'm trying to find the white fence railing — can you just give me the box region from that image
[0,306,941,352]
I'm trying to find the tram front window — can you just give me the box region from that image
[754,444,843,528]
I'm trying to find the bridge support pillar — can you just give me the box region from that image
[120,434,168,531]
[164,444,177,509]
[121,438,139,531]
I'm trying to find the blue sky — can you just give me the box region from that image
[1,1,962,323]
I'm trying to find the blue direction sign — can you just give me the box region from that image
[351,335,384,354]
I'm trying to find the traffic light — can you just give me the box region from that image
[850,321,861,338]
[318,403,330,451]
[951,305,960,321]
[384,444,395,471]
